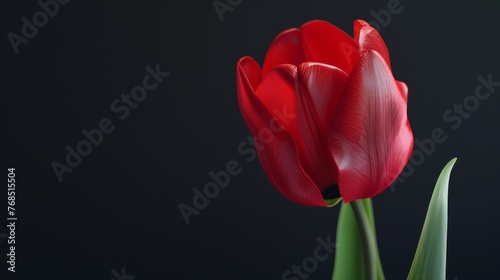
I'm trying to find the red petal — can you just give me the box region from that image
[255,64,339,190]
[354,20,391,69]
[237,56,261,93]
[397,81,408,102]
[297,63,348,133]
[263,29,308,77]
[300,20,359,73]
[328,51,413,202]
[236,57,326,206]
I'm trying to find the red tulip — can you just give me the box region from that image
[236,20,413,206]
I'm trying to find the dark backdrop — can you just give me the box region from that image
[2,0,500,279]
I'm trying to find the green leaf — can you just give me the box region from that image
[325,197,343,207]
[407,158,457,280]
[332,198,385,280]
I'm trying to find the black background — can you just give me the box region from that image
[2,0,500,279]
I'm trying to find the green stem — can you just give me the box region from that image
[363,199,385,280]
[351,199,377,280]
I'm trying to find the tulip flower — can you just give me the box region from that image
[236,20,413,206]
